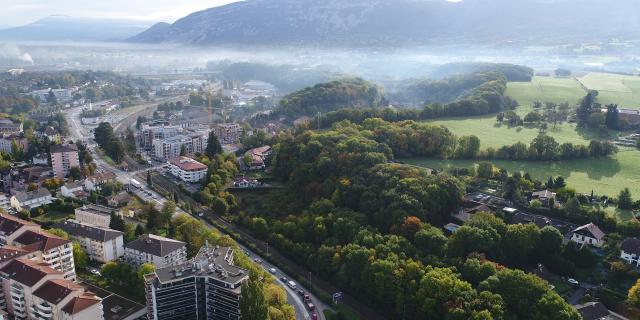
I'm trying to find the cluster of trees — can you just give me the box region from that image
[157,101,185,112]
[94,122,125,163]
[278,78,384,116]
[193,153,239,216]
[476,134,617,161]
[0,87,39,114]
[234,123,580,318]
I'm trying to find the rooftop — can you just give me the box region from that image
[53,220,123,243]
[572,223,606,241]
[14,230,70,252]
[0,258,61,287]
[169,156,207,171]
[62,293,101,315]
[152,245,248,289]
[33,278,82,305]
[50,144,78,153]
[621,237,640,256]
[13,188,52,203]
[77,204,113,217]
[0,213,37,237]
[125,234,185,257]
[574,301,628,320]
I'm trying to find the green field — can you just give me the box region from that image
[577,72,640,108]
[506,76,586,114]
[403,147,640,200]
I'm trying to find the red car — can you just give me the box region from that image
[311,313,317,320]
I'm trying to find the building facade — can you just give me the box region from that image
[10,188,54,211]
[74,205,112,229]
[53,220,124,263]
[12,230,76,281]
[49,145,79,179]
[124,234,187,268]
[168,157,208,183]
[144,245,248,320]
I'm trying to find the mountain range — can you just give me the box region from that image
[0,16,152,42]
[130,0,640,46]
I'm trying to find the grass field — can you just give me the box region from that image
[577,72,640,108]
[403,147,640,200]
[506,77,586,114]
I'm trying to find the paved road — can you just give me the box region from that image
[66,102,326,320]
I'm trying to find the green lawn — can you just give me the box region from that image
[506,76,586,114]
[577,72,640,108]
[403,147,640,202]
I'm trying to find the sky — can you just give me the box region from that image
[0,0,241,26]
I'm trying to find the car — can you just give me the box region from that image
[306,302,315,311]
[280,277,288,283]
[268,268,277,274]
[297,289,305,296]
[198,212,204,217]
[311,313,317,320]
[287,281,297,290]
[303,294,310,302]
[88,268,101,276]
[567,278,579,285]
[254,258,262,264]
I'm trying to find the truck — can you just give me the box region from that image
[130,179,142,189]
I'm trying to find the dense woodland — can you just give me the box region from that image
[234,121,582,319]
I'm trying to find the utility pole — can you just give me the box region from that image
[317,112,321,130]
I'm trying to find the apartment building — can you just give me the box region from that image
[49,144,79,179]
[212,123,242,144]
[0,119,22,135]
[144,245,248,320]
[152,135,192,161]
[53,220,124,263]
[74,205,112,228]
[168,157,208,183]
[0,259,102,320]
[0,214,40,246]
[12,230,76,281]
[10,188,54,211]
[139,122,181,150]
[124,234,187,268]
[0,136,28,155]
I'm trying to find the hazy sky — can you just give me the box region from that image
[1,0,241,26]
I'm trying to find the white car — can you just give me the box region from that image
[268,268,277,274]
[567,278,579,285]
[287,281,297,290]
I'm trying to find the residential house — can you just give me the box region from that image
[60,181,87,199]
[124,234,187,268]
[144,245,247,320]
[12,230,76,280]
[0,259,102,320]
[245,146,272,170]
[570,223,606,247]
[74,205,112,228]
[84,171,116,192]
[53,220,124,263]
[107,191,132,208]
[49,144,79,179]
[2,165,52,193]
[618,108,640,126]
[620,237,640,267]
[531,189,556,206]
[168,156,208,183]
[10,188,54,211]
[573,301,628,320]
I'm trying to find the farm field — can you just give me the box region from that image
[505,76,586,114]
[403,147,640,201]
[577,72,640,108]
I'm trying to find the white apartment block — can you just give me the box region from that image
[0,259,102,320]
[124,234,187,268]
[168,157,208,183]
[74,205,112,229]
[53,220,124,263]
[12,230,76,281]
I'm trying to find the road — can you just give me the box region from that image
[66,101,327,320]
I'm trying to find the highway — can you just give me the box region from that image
[66,101,329,320]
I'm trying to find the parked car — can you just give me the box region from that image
[88,267,101,276]
[303,294,311,302]
[254,258,262,263]
[311,313,317,320]
[280,277,288,283]
[567,278,579,285]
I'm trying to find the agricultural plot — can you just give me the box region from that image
[577,72,640,108]
[505,76,586,114]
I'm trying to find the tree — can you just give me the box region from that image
[477,162,493,179]
[577,91,597,127]
[48,228,69,239]
[629,278,640,306]
[414,225,447,256]
[73,242,88,269]
[240,272,268,320]
[161,201,176,226]
[605,104,619,130]
[135,224,145,237]
[554,176,566,189]
[503,223,540,266]
[212,197,229,215]
[554,68,571,77]
[180,144,187,156]
[619,188,633,210]
[455,135,481,158]
[205,131,223,157]
[109,212,126,232]
[539,226,563,255]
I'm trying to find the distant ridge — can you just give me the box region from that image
[129,0,640,46]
